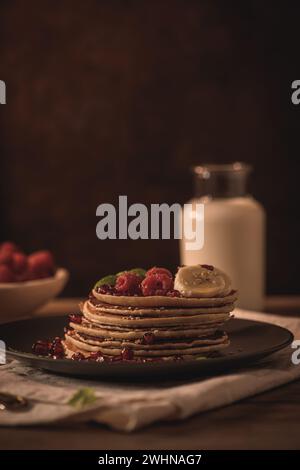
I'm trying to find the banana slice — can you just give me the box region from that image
[174,265,232,298]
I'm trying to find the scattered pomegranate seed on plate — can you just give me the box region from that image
[121,348,134,360]
[32,340,50,356]
[71,352,85,361]
[68,314,82,324]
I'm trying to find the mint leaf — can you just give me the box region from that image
[68,387,98,409]
[129,268,146,278]
[94,274,116,289]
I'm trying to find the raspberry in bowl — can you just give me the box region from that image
[0,241,69,322]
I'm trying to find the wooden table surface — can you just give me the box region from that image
[1,296,300,450]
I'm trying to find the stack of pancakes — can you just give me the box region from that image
[64,289,237,360]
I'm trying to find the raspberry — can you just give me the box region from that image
[146,267,173,279]
[0,265,15,282]
[0,242,19,255]
[28,250,55,279]
[16,266,36,282]
[141,273,173,296]
[115,272,142,295]
[0,252,13,267]
[29,266,45,280]
[12,252,28,274]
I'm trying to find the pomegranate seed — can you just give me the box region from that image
[71,352,85,361]
[144,357,161,363]
[173,355,184,361]
[104,355,122,363]
[121,348,134,360]
[50,343,65,359]
[201,264,214,271]
[98,284,115,295]
[53,336,62,343]
[112,355,122,362]
[166,289,181,297]
[32,340,50,356]
[88,351,104,362]
[50,339,64,358]
[142,333,155,345]
[68,314,82,324]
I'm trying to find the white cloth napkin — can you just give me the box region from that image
[0,309,299,432]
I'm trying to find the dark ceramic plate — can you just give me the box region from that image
[0,316,294,380]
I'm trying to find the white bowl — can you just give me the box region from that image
[0,268,69,323]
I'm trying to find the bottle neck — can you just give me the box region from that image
[193,163,251,199]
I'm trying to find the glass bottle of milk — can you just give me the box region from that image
[180,163,265,311]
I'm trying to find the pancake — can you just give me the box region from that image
[71,330,228,350]
[63,340,225,361]
[77,319,227,332]
[92,289,237,308]
[83,304,231,328]
[87,298,235,317]
[85,300,233,317]
[64,334,229,358]
[69,321,224,340]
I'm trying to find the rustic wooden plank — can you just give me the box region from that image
[264,296,300,316]
[246,378,300,403]
[1,388,300,450]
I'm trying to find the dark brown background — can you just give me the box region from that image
[0,1,299,296]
